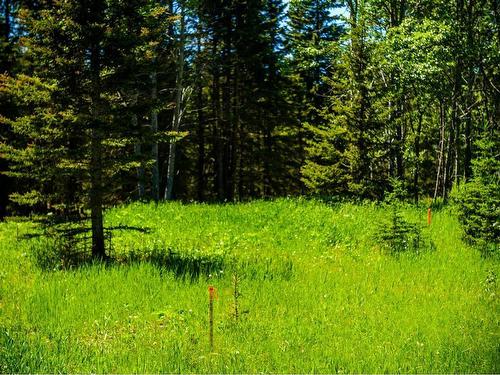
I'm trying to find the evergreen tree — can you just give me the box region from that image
[0,0,169,257]
[0,0,497,213]
[0,0,21,219]
[452,128,500,255]
[286,0,343,179]
[302,0,384,198]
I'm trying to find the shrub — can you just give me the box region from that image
[377,207,430,254]
[377,178,433,254]
[451,136,499,256]
[29,224,101,270]
[30,236,62,270]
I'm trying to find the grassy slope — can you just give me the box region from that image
[0,199,498,373]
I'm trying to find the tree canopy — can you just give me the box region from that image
[0,0,498,255]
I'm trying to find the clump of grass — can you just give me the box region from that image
[27,221,115,270]
[122,246,227,281]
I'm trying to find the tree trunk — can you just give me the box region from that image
[354,35,369,189]
[388,0,406,181]
[222,10,233,201]
[151,70,160,201]
[134,115,145,200]
[413,110,422,203]
[132,93,145,199]
[165,6,186,201]
[396,105,404,179]
[90,130,105,259]
[195,19,205,202]
[211,29,224,201]
[89,40,105,259]
[434,100,445,200]
[448,0,464,189]
[463,0,475,180]
[263,117,272,197]
[234,66,243,200]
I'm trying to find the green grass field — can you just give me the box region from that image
[0,199,498,373]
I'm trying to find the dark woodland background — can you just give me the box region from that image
[0,0,498,255]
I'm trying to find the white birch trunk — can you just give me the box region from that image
[165,5,186,200]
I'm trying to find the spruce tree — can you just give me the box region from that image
[286,0,343,177]
[0,0,21,219]
[452,129,500,255]
[301,0,383,198]
[0,0,169,258]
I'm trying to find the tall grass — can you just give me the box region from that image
[0,198,498,373]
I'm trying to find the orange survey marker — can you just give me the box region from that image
[427,207,432,225]
[208,285,218,300]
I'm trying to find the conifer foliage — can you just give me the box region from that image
[0,0,170,257]
[0,0,498,257]
[452,131,500,255]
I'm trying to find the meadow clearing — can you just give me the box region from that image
[0,199,498,373]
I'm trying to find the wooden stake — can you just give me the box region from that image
[427,207,432,225]
[233,273,239,320]
[208,285,215,351]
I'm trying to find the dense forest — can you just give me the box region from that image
[0,0,498,255]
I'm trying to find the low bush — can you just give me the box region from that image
[377,207,433,254]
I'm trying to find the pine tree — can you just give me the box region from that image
[0,0,170,257]
[302,0,384,198]
[286,0,343,179]
[0,0,21,219]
